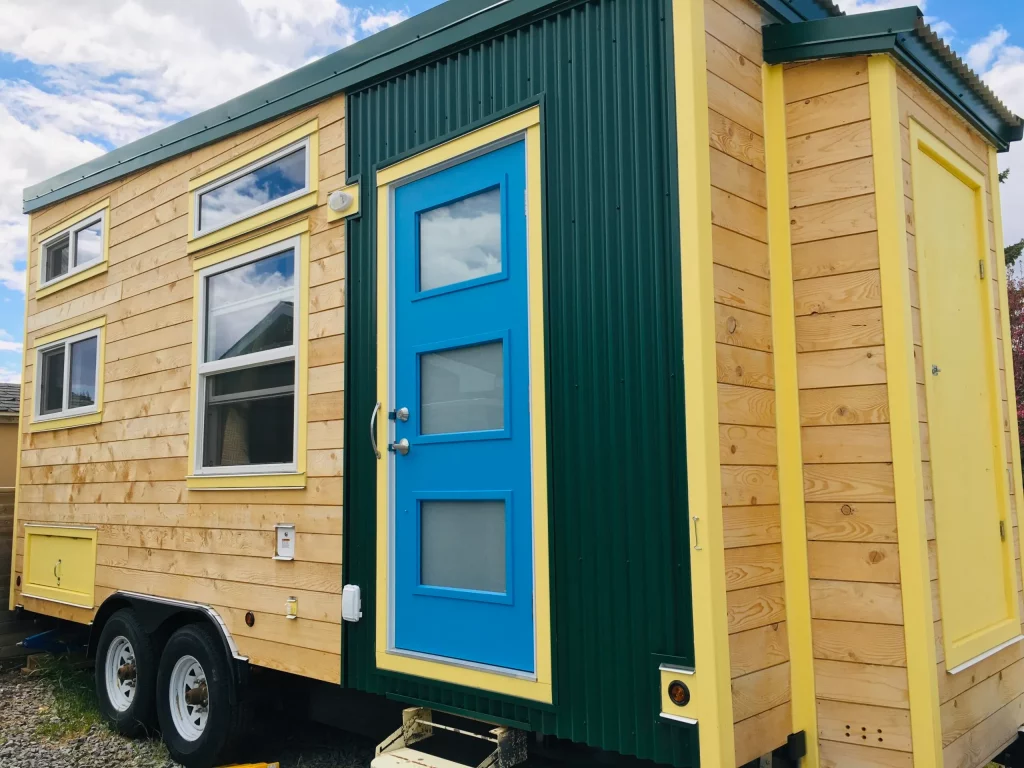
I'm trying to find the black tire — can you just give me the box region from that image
[155,623,244,768]
[94,608,157,737]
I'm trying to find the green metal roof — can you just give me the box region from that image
[23,0,1014,212]
[764,6,1024,151]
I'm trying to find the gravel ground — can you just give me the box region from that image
[0,662,374,768]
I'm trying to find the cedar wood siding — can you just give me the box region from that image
[704,0,793,763]
[784,57,915,768]
[13,95,347,684]
[895,67,1024,768]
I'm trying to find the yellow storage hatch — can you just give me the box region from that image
[22,525,98,608]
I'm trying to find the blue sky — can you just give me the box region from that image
[0,0,1020,383]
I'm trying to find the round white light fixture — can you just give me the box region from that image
[329,189,354,212]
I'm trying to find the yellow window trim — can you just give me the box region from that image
[186,472,307,490]
[35,199,110,299]
[28,411,103,434]
[909,116,1020,669]
[187,120,320,254]
[35,315,107,347]
[29,316,106,432]
[374,106,553,704]
[21,525,98,609]
[672,1,735,764]
[763,63,820,768]
[186,222,310,491]
[191,219,310,272]
[10,214,31,610]
[868,55,943,767]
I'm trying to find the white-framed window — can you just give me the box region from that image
[39,209,106,289]
[194,235,301,475]
[35,328,101,421]
[192,138,312,239]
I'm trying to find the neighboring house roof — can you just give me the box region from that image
[22,0,1018,214]
[0,384,21,414]
[764,7,1024,151]
[221,302,294,360]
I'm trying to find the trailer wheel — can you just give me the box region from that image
[94,608,157,737]
[156,623,243,768]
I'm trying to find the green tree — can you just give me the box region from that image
[1001,169,1024,267]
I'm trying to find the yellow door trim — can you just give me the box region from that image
[763,62,819,768]
[672,1,734,764]
[373,107,552,704]
[910,118,1020,668]
[990,146,1024,633]
[868,54,943,766]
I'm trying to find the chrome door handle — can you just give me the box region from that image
[390,438,410,456]
[692,516,702,551]
[370,401,381,460]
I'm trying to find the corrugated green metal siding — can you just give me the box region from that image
[343,1,696,765]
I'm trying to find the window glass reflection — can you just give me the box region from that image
[205,249,295,362]
[421,500,506,592]
[419,186,501,291]
[74,220,103,266]
[199,147,306,232]
[420,341,504,435]
[69,337,97,409]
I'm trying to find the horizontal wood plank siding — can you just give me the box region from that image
[707,2,790,763]
[13,95,347,683]
[784,57,916,763]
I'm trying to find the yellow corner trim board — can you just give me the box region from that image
[673,0,735,765]
[868,54,943,767]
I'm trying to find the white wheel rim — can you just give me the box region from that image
[169,655,209,741]
[104,636,136,713]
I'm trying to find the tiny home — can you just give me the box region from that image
[9,1,1024,767]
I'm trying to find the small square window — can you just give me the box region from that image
[35,328,101,421]
[39,211,106,288]
[195,141,310,237]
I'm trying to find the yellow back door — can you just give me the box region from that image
[913,124,1019,670]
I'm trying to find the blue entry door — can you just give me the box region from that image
[391,140,535,674]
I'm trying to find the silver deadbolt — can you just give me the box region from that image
[391,438,410,456]
[393,407,409,422]
[931,365,941,376]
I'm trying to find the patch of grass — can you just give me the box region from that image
[31,654,105,740]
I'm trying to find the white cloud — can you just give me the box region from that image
[834,0,919,13]
[0,0,413,308]
[362,10,408,35]
[958,27,1024,254]
[0,367,22,385]
[967,27,1011,72]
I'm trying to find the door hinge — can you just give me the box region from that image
[1000,520,1007,542]
[980,259,986,279]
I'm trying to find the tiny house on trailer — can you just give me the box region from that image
[9,0,1024,766]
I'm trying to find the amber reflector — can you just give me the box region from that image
[668,680,690,707]
[245,611,256,627]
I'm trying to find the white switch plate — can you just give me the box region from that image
[274,523,296,560]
